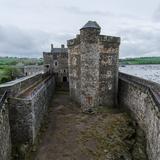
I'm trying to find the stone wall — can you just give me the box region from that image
[68,21,120,111]
[43,52,54,74]
[99,35,120,107]
[0,73,43,97]
[0,92,11,160]
[24,65,44,76]
[8,75,55,158]
[31,76,55,139]
[43,45,69,85]
[118,72,160,160]
[68,35,81,104]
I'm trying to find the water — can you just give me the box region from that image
[119,65,160,84]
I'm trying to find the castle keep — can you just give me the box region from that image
[67,21,120,111]
[43,44,68,84]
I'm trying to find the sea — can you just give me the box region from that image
[119,65,160,84]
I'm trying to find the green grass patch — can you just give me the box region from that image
[120,56,160,65]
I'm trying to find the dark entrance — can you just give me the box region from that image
[63,76,67,82]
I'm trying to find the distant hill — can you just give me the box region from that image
[0,57,43,66]
[0,57,43,84]
[119,57,160,65]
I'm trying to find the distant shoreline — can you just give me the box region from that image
[119,57,160,65]
[120,64,160,66]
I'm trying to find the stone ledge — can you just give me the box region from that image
[99,35,121,43]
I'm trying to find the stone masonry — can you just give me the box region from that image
[43,44,69,84]
[8,75,55,158]
[0,93,11,160]
[119,73,160,160]
[67,21,120,111]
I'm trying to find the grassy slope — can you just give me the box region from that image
[0,57,43,66]
[120,57,160,65]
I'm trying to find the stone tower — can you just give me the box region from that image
[43,44,69,84]
[67,21,120,112]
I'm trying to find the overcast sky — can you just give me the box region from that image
[0,0,160,58]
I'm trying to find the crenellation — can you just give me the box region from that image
[67,37,80,46]
[99,35,120,43]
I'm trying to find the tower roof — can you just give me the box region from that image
[80,21,101,30]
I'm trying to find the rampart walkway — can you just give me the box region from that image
[29,92,147,160]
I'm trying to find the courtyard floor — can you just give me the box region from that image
[29,92,147,160]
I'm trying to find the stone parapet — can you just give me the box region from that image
[8,75,55,159]
[0,91,11,160]
[0,73,43,97]
[67,36,80,47]
[118,72,160,160]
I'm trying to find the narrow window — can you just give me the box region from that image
[63,76,67,82]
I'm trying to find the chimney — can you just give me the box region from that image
[51,44,54,52]
[61,44,65,48]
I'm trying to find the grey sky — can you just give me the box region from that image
[0,0,160,58]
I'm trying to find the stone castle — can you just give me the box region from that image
[43,44,69,84]
[44,21,120,112]
[0,21,160,160]
[68,21,120,111]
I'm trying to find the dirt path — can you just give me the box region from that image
[32,92,147,160]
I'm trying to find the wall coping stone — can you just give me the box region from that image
[0,73,42,88]
[17,75,54,100]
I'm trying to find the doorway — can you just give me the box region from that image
[63,76,67,82]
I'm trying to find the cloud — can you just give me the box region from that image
[0,25,72,58]
[0,1,160,58]
[117,27,160,58]
[0,23,160,58]
[153,5,160,21]
[63,6,113,17]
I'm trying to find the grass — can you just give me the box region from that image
[0,67,9,82]
[120,57,160,65]
[77,113,136,159]
[0,57,44,84]
[0,57,43,66]
[0,69,4,75]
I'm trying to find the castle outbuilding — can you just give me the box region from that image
[67,21,120,111]
[43,44,69,85]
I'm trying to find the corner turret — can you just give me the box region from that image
[80,21,101,42]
